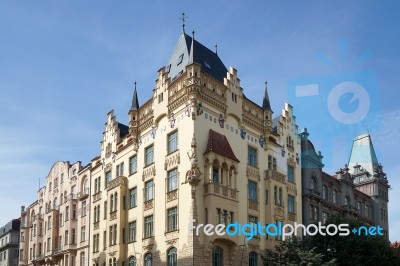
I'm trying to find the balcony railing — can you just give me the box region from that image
[204,182,238,201]
[92,192,102,203]
[78,188,89,201]
[166,190,178,202]
[248,199,259,211]
[265,169,286,184]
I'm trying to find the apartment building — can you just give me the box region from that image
[0,219,20,266]
[19,161,91,266]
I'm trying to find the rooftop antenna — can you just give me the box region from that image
[180,13,188,34]
[215,44,218,55]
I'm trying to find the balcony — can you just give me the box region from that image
[21,222,32,228]
[92,192,102,203]
[110,211,118,221]
[304,188,321,199]
[265,169,286,184]
[78,188,89,201]
[107,176,127,191]
[204,182,238,201]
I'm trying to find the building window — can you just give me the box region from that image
[128,256,136,266]
[212,167,219,183]
[82,201,87,217]
[279,187,283,206]
[167,169,178,192]
[144,252,152,266]
[274,186,278,205]
[167,247,177,266]
[80,252,85,266]
[333,190,338,204]
[129,156,137,175]
[167,207,178,232]
[249,252,258,266]
[116,162,124,177]
[105,171,112,188]
[212,246,223,266]
[310,205,319,220]
[357,201,362,213]
[248,181,257,201]
[94,177,101,194]
[322,212,329,224]
[109,225,117,246]
[145,180,154,202]
[128,221,136,243]
[93,234,99,253]
[129,188,137,208]
[288,195,295,213]
[365,204,370,217]
[81,226,86,242]
[144,215,153,238]
[167,131,178,153]
[310,176,316,190]
[145,145,154,166]
[248,146,257,167]
[322,185,327,200]
[287,165,295,183]
[249,215,257,226]
[344,196,350,206]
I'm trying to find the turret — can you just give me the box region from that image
[129,82,140,151]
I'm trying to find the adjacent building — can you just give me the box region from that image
[300,129,389,239]
[0,219,21,266]
[19,161,91,266]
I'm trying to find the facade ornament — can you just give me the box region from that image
[185,102,191,117]
[150,125,157,139]
[183,135,202,190]
[258,134,265,148]
[169,112,176,128]
[218,113,225,128]
[281,146,286,157]
[240,127,247,139]
[196,102,203,116]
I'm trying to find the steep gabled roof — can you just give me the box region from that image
[204,129,240,162]
[166,33,228,83]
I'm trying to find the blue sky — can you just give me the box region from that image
[1,1,399,240]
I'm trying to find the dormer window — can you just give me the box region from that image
[177,54,184,65]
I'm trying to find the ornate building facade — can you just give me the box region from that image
[19,161,91,266]
[86,30,303,266]
[300,130,389,240]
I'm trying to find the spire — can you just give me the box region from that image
[180,13,187,34]
[189,30,195,64]
[130,82,139,110]
[262,81,272,110]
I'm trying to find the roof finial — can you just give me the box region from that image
[192,30,195,40]
[180,13,188,34]
[134,81,137,91]
[215,44,218,55]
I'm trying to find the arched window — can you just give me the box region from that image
[83,178,88,194]
[249,252,258,266]
[109,259,112,266]
[333,190,338,204]
[310,176,316,190]
[212,246,223,266]
[128,257,136,266]
[167,247,177,266]
[144,253,152,266]
[80,252,85,266]
[113,257,116,266]
[274,186,277,204]
[54,197,58,209]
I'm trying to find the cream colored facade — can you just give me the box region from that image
[87,32,302,266]
[19,161,91,266]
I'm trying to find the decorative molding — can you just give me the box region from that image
[164,151,180,170]
[142,165,156,181]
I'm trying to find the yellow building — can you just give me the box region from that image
[19,161,91,266]
[88,30,302,266]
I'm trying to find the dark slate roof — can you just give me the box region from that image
[166,33,228,83]
[118,123,129,138]
[204,129,240,162]
[130,86,139,110]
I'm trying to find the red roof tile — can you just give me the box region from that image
[204,129,240,162]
